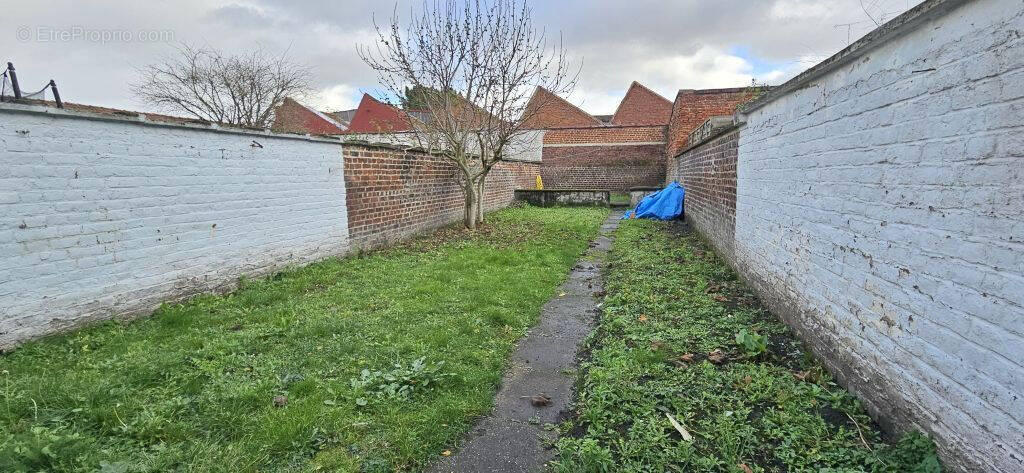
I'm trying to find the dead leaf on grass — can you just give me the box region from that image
[679,353,695,362]
[665,412,693,441]
[637,315,648,323]
[738,463,754,473]
[273,395,287,407]
[708,349,727,364]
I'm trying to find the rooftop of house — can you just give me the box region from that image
[271,97,348,135]
[610,81,673,126]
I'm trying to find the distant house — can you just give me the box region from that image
[344,94,417,134]
[271,97,350,135]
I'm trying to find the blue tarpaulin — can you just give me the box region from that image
[622,181,685,220]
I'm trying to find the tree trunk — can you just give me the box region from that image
[476,174,486,224]
[463,181,478,230]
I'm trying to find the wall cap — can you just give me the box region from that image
[0,100,344,144]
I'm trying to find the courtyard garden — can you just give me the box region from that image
[553,219,942,472]
[0,206,609,472]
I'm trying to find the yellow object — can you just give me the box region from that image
[535,175,543,190]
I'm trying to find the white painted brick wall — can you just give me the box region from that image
[736,1,1023,471]
[0,106,349,349]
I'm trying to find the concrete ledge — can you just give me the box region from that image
[514,189,611,207]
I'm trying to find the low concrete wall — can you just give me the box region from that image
[514,190,610,207]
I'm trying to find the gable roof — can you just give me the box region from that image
[271,97,347,135]
[521,86,603,129]
[345,94,415,133]
[610,81,673,126]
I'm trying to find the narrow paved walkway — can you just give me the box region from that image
[429,210,624,473]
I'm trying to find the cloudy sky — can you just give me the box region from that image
[1,0,914,115]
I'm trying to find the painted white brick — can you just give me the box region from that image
[735,1,1024,471]
[0,108,349,350]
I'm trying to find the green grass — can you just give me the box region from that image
[553,220,943,473]
[609,192,630,207]
[0,205,609,472]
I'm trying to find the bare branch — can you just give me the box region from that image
[132,43,312,128]
[358,0,577,229]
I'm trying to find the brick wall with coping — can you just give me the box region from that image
[675,1,1023,470]
[668,127,739,262]
[343,143,538,249]
[664,88,754,183]
[541,144,665,191]
[540,125,666,190]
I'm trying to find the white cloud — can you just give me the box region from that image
[0,0,914,114]
[315,83,361,111]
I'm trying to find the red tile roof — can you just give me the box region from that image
[610,81,673,126]
[345,94,415,133]
[271,97,347,135]
[521,86,602,129]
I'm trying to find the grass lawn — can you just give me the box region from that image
[554,219,943,473]
[0,205,609,472]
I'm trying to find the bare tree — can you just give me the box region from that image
[359,0,576,229]
[133,44,311,128]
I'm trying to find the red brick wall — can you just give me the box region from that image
[665,88,753,159]
[522,87,603,129]
[670,128,739,260]
[539,125,666,190]
[541,144,665,191]
[543,125,665,145]
[610,82,673,126]
[343,144,538,248]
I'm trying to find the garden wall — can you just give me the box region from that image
[0,103,350,350]
[540,125,666,190]
[343,144,539,249]
[674,1,1023,470]
[667,127,739,262]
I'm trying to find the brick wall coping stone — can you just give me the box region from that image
[340,139,540,164]
[0,101,344,144]
[674,122,741,158]
[738,0,968,114]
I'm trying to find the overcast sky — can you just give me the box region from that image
[1,0,914,115]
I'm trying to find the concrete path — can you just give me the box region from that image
[429,211,624,473]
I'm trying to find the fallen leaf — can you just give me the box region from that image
[738,375,753,388]
[708,349,727,364]
[273,395,287,407]
[559,292,567,297]
[665,412,693,441]
[738,463,753,473]
[679,353,695,362]
[529,394,552,407]
[441,450,452,456]
[637,315,648,323]
[793,370,811,381]
[714,295,728,302]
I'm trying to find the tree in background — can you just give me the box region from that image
[360,0,576,229]
[133,44,310,128]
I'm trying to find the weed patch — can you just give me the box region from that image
[553,220,942,472]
